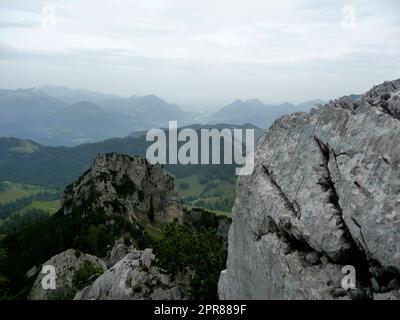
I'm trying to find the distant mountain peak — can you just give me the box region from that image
[245,98,264,106]
[143,94,162,100]
[68,101,103,109]
[232,99,244,104]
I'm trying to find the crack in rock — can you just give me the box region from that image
[314,137,367,261]
[220,79,400,300]
[262,164,301,219]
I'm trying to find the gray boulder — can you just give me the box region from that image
[219,78,400,300]
[30,249,107,300]
[74,249,189,300]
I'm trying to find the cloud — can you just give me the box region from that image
[0,0,399,107]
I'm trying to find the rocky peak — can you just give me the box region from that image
[219,78,400,300]
[62,153,182,223]
[362,79,400,119]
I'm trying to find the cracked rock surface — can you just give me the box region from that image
[30,249,107,300]
[62,153,183,224]
[74,249,189,300]
[219,79,400,300]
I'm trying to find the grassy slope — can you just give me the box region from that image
[0,182,61,227]
[183,204,231,217]
[176,175,205,198]
[0,182,58,204]
[175,175,235,216]
[0,182,39,203]
[20,200,61,215]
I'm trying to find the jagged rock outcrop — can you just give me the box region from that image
[62,153,182,224]
[30,249,107,300]
[105,239,135,268]
[74,249,189,300]
[219,79,400,300]
[27,154,188,300]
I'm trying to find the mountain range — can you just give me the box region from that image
[0,123,262,188]
[0,86,324,146]
[0,87,194,146]
[204,98,324,128]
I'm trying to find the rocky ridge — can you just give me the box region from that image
[62,153,182,224]
[74,249,188,300]
[219,79,400,300]
[29,153,228,300]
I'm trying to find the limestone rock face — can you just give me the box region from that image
[29,154,189,300]
[105,239,135,268]
[219,79,400,300]
[30,249,107,300]
[62,153,182,223]
[74,249,189,300]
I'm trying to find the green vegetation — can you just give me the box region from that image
[112,174,137,196]
[178,182,190,190]
[58,260,104,300]
[8,140,39,154]
[0,195,150,298]
[0,183,60,224]
[0,132,238,216]
[73,261,103,288]
[0,241,7,297]
[184,208,232,231]
[0,131,240,189]
[154,221,227,300]
[195,194,235,213]
[19,200,60,215]
[184,206,230,217]
[175,175,235,214]
[0,182,58,204]
[144,223,164,242]
[176,175,205,198]
[0,209,50,234]
[0,197,36,220]
[0,132,241,299]
[82,224,114,257]
[147,197,155,222]
[0,203,228,299]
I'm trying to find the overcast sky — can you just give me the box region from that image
[0,0,399,110]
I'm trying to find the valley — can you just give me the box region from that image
[0,124,251,216]
[0,86,315,147]
[0,153,231,300]
[0,79,399,301]
[1,0,399,305]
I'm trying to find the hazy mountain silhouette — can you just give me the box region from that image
[0,87,195,146]
[206,98,324,128]
[1,86,324,145]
